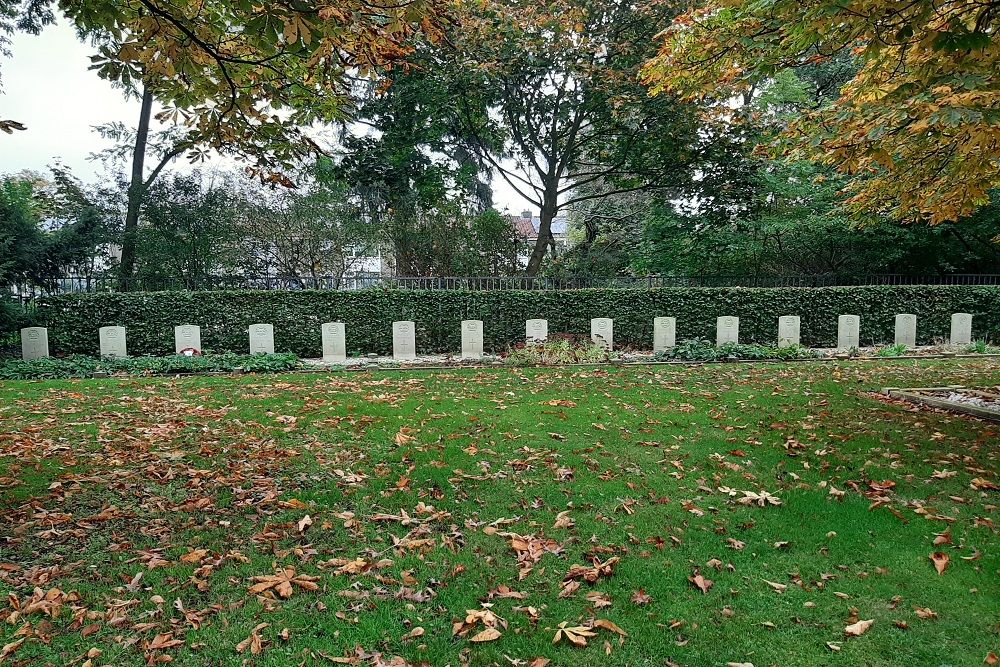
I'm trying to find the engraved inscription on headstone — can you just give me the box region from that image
[461,320,484,359]
[716,316,739,346]
[174,324,202,354]
[777,315,801,348]
[525,319,548,344]
[20,327,49,360]
[652,317,676,353]
[321,322,346,362]
[392,321,416,360]
[591,318,614,350]
[248,323,275,354]
[837,315,860,350]
[895,313,916,347]
[950,313,972,346]
[99,326,128,358]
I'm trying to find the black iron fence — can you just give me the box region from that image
[11,273,1000,302]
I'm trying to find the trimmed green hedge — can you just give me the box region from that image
[35,286,1000,357]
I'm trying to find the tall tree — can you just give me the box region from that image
[449,0,705,275]
[336,36,496,276]
[0,171,104,289]
[642,0,1000,224]
[90,91,195,288]
[132,171,245,288]
[240,177,375,288]
[4,1,451,285]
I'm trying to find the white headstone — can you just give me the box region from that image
[777,315,801,348]
[99,326,127,358]
[461,320,484,359]
[716,316,739,346]
[20,327,49,360]
[950,313,972,346]
[591,318,614,350]
[526,319,548,344]
[653,317,676,353]
[321,322,346,362]
[837,315,860,350]
[894,313,916,347]
[249,323,275,354]
[392,321,416,360]
[174,325,202,354]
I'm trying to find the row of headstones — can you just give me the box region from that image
[18,313,976,361]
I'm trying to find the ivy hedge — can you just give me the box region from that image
[35,286,1000,357]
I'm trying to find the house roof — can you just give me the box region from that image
[511,215,536,238]
[508,213,569,239]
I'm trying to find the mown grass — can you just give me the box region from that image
[1,359,998,667]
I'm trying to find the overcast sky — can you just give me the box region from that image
[0,19,532,214]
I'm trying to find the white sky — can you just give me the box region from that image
[0,19,533,215]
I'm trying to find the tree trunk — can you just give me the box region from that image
[525,222,551,276]
[525,188,558,276]
[117,84,154,290]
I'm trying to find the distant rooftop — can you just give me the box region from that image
[508,210,569,238]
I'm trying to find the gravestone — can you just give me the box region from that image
[895,313,917,347]
[392,321,416,360]
[591,318,614,350]
[321,322,347,362]
[837,315,860,349]
[950,313,972,346]
[174,325,202,354]
[716,316,739,346]
[99,326,128,358]
[777,315,801,348]
[20,327,49,360]
[461,320,484,359]
[526,319,548,344]
[248,323,275,354]
[653,317,676,353]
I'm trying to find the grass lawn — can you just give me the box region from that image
[1,359,998,667]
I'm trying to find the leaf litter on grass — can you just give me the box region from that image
[0,361,998,665]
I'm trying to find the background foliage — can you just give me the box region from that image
[36,286,1000,356]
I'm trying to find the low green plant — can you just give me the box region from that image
[770,343,821,360]
[657,338,721,361]
[0,355,100,379]
[963,340,1000,354]
[504,337,616,366]
[658,339,818,362]
[718,342,773,360]
[0,352,300,380]
[876,343,909,357]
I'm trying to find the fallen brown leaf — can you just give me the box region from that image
[844,619,874,637]
[470,627,502,642]
[689,572,714,595]
[930,552,949,575]
[248,567,320,599]
[235,623,269,655]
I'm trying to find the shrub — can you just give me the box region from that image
[658,338,722,361]
[770,343,821,360]
[0,353,300,380]
[876,343,909,357]
[657,339,818,362]
[0,297,33,359]
[34,285,1000,357]
[964,340,1000,354]
[504,337,617,366]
